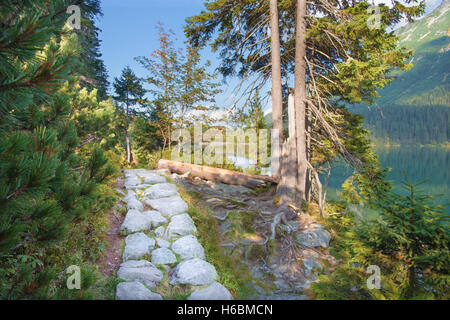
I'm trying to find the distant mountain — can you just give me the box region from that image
[264,2,449,144]
[374,0,450,107]
[352,1,450,144]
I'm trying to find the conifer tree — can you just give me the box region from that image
[112,66,146,164]
[312,181,449,300]
[0,0,114,299]
[185,0,425,208]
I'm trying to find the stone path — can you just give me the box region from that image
[115,169,233,300]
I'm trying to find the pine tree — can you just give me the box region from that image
[178,45,221,127]
[312,180,449,300]
[112,66,146,164]
[185,0,425,208]
[0,0,114,299]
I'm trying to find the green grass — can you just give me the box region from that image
[178,188,257,299]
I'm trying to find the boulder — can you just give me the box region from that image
[122,232,155,261]
[296,226,331,248]
[187,282,233,300]
[126,198,144,211]
[170,258,218,285]
[156,238,170,248]
[117,260,163,288]
[120,210,152,234]
[151,248,177,265]
[116,281,162,300]
[143,183,178,199]
[145,195,188,217]
[141,173,167,184]
[165,214,197,239]
[171,235,205,260]
[144,210,168,228]
[122,190,137,203]
[124,177,141,189]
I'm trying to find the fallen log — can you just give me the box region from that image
[158,159,278,189]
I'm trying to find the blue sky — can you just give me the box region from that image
[98,0,443,113]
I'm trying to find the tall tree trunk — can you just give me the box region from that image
[278,94,298,206]
[269,0,283,180]
[294,0,308,205]
[126,102,131,164]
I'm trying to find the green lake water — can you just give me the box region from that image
[326,146,450,215]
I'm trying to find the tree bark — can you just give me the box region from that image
[294,0,308,204]
[126,100,132,164]
[278,94,298,206]
[269,0,283,180]
[158,159,278,188]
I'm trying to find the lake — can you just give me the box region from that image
[230,146,450,215]
[326,146,450,215]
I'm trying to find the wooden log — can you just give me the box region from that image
[158,159,278,189]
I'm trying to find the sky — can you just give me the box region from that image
[98,0,443,114]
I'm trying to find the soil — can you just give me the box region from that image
[98,177,126,277]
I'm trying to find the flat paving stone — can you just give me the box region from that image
[146,195,188,217]
[122,232,155,261]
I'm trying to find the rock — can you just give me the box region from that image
[116,281,162,300]
[154,226,165,238]
[171,235,205,260]
[124,177,141,189]
[144,210,168,228]
[143,183,178,199]
[145,195,188,217]
[296,227,331,248]
[126,198,144,211]
[123,190,137,203]
[117,260,163,288]
[151,248,177,265]
[165,214,197,239]
[142,173,167,184]
[302,250,322,273]
[122,233,155,261]
[156,238,170,248]
[170,258,218,285]
[120,210,152,234]
[187,282,233,300]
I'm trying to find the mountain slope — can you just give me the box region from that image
[351,1,450,144]
[376,0,450,106]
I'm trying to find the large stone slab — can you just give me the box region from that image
[170,258,218,285]
[138,171,167,184]
[296,226,331,248]
[117,260,163,288]
[116,281,162,300]
[122,190,137,203]
[165,214,197,239]
[144,210,168,228]
[143,183,178,199]
[120,210,152,234]
[171,235,205,260]
[187,282,233,300]
[145,195,188,217]
[124,177,141,189]
[151,248,177,265]
[156,238,170,248]
[122,232,155,261]
[126,198,144,211]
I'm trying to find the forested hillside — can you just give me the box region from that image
[352,0,449,144]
